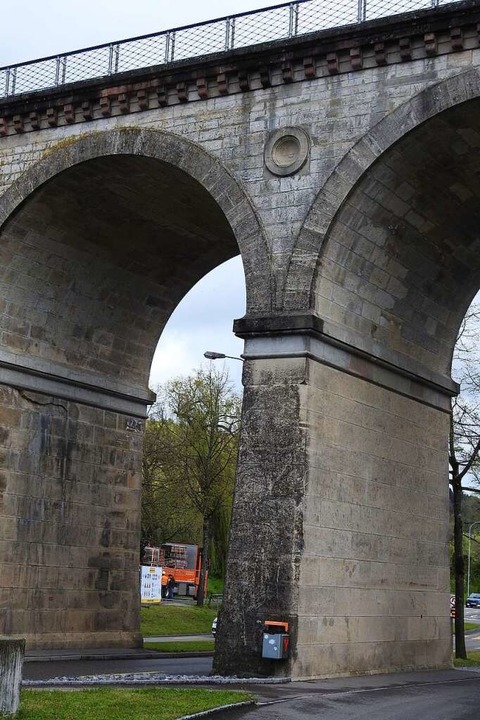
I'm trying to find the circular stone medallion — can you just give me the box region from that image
[264,127,310,176]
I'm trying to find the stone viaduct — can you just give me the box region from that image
[1,0,480,680]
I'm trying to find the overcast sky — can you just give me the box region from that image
[0,1,274,64]
[0,1,274,390]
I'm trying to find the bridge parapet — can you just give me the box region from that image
[0,0,478,138]
[0,0,468,100]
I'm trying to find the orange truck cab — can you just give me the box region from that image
[142,542,207,598]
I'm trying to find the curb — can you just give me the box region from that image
[179,700,256,719]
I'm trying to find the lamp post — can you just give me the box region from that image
[203,351,244,361]
[467,521,480,599]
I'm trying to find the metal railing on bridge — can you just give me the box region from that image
[0,0,465,99]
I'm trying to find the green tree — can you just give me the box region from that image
[142,418,201,547]
[148,365,241,605]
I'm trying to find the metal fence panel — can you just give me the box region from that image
[0,0,466,99]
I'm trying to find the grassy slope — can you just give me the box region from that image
[19,688,251,720]
[454,649,480,667]
[140,604,217,636]
[144,640,214,652]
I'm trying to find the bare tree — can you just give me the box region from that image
[450,304,480,658]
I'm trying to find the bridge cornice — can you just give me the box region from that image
[1,1,480,136]
[234,312,458,411]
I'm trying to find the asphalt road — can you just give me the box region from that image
[218,673,480,720]
[461,608,480,651]
[23,655,213,681]
[465,607,480,624]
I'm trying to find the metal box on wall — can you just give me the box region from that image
[261,621,289,659]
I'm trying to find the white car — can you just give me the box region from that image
[212,617,217,636]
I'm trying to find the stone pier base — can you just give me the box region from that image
[0,639,25,716]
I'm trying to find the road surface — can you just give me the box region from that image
[219,673,480,720]
[23,655,213,682]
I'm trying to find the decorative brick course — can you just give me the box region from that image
[1,4,479,137]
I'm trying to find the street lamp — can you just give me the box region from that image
[467,521,480,599]
[204,351,244,361]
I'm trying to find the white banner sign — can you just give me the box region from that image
[140,565,162,603]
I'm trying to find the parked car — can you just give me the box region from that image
[212,617,217,636]
[466,593,480,608]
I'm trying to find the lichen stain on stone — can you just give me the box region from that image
[39,413,51,456]
[56,416,79,489]
[95,567,110,592]
[98,591,117,609]
[40,132,97,161]
[100,517,112,547]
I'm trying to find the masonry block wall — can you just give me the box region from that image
[296,360,451,678]
[0,385,143,648]
[213,356,307,677]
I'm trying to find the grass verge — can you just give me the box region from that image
[207,577,224,596]
[144,640,214,652]
[18,688,252,720]
[140,604,216,637]
[464,623,480,632]
[454,649,480,667]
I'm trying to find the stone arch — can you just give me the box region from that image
[229,67,480,679]
[287,66,480,377]
[0,126,272,650]
[0,126,274,407]
[0,127,271,316]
